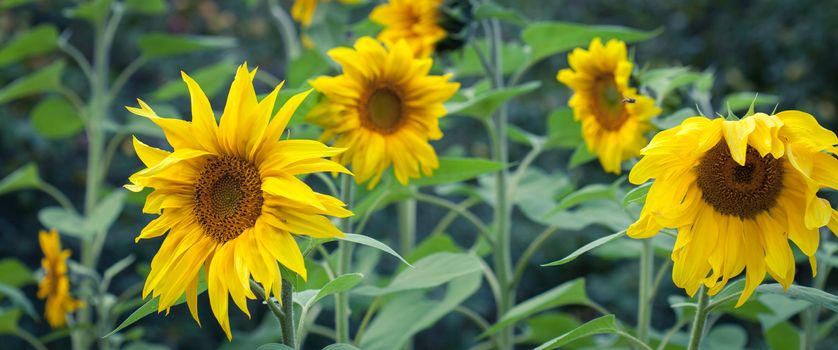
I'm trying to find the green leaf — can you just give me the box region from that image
[138,33,236,58]
[106,277,207,338]
[652,108,695,130]
[0,283,37,320]
[473,2,527,26]
[38,207,91,239]
[523,22,662,63]
[543,231,627,266]
[0,0,34,10]
[0,163,41,196]
[483,278,593,336]
[538,201,632,232]
[524,312,595,348]
[756,294,810,329]
[568,143,597,168]
[88,190,126,233]
[764,321,800,350]
[123,342,169,350]
[0,25,58,68]
[31,96,84,139]
[339,233,409,266]
[724,92,779,113]
[355,252,482,296]
[411,157,505,186]
[757,284,838,312]
[446,81,540,119]
[553,183,616,212]
[124,0,167,14]
[545,107,582,149]
[451,40,529,77]
[405,234,462,263]
[0,60,65,104]
[255,344,294,350]
[533,314,622,350]
[322,344,361,350]
[288,49,328,87]
[636,67,702,102]
[152,61,235,101]
[360,271,481,350]
[304,273,363,309]
[622,182,652,206]
[0,259,33,288]
[0,308,22,334]
[64,0,112,24]
[352,183,413,220]
[705,324,747,350]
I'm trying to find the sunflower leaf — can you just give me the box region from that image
[522,22,663,64]
[0,163,42,196]
[339,233,410,267]
[411,157,505,187]
[0,283,38,320]
[756,284,838,313]
[0,60,65,104]
[532,314,623,350]
[622,182,652,207]
[0,25,59,68]
[354,252,481,296]
[138,33,237,59]
[543,231,627,266]
[105,277,208,338]
[446,81,541,119]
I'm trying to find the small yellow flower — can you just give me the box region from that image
[309,37,459,188]
[370,0,446,57]
[37,229,83,328]
[628,111,838,305]
[557,38,661,174]
[292,0,360,27]
[126,63,352,339]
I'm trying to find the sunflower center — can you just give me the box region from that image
[695,141,785,219]
[590,74,628,131]
[363,87,404,133]
[194,156,263,243]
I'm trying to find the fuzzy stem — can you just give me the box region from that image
[686,286,711,350]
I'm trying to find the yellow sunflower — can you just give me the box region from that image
[308,37,459,188]
[557,38,661,174]
[292,0,360,27]
[628,111,838,306]
[370,0,446,57]
[37,229,83,328]
[125,63,352,339]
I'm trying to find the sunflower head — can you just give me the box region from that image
[37,229,83,328]
[125,63,352,339]
[308,37,459,188]
[370,0,447,57]
[628,111,838,306]
[292,0,361,27]
[557,38,661,174]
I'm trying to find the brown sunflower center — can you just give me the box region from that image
[362,87,404,134]
[590,74,629,131]
[695,141,785,219]
[194,155,263,243]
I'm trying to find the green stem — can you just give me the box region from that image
[412,192,492,245]
[686,286,711,350]
[510,226,558,290]
[14,327,48,350]
[38,182,77,214]
[637,239,654,342]
[398,196,417,255]
[335,174,353,343]
[267,0,301,62]
[250,280,286,343]
[353,297,381,346]
[430,197,480,236]
[280,279,296,349]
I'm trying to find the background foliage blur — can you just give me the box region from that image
[1,0,836,349]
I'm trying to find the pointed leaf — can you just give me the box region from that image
[339,233,409,266]
[0,163,41,196]
[543,231,627,266]
[0,283,37,320]
[483,278,593,336]
[411,158,505,186]
[138,33,236,58]
[355,252,481,296]
[523,22,662,63]
[105,277,208,338]
[0,25,58,68]
[447,81,540,119]
[0,61,65,104]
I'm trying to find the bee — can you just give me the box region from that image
[622,97,636,104]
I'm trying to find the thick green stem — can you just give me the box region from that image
[335,174,354,343]
[686,286,710,350]
[281,279,296,349]
[398,197,417,255]
[637,239,654,342]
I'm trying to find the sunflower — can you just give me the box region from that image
[291,0,360,27]
[557,38,661,174]
[628,111,838,306]
[370,0,446,57]
[308,37,459,188]
[37,229,83,328]
[125,63,352,339]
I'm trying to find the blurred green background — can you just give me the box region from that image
[1,0,836,349]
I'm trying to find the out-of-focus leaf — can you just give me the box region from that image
[553,183,616,212]
[0,163,41,196]
[651,108,695,131]
[704,324,747,350]
[31,96,83,139]
[447,81,540,119]
[0,61,65,104]
[0,308,22,334]
[0,259,33,288]
[138,33,236,58]
[545,107,582,149]
[106,277,207,338]
[483,278,594,336]
[568,143,597,168]
[543,231,627,266]
[322,344,360,350]
[123,342,169,350]
[355,252,481,296]
[288,49,328,87]
[539,201,632,232]
[756,294,811,329]
[64,0,112,24]
[622,182,652,206]
[87,190,126,234]
[524,312,596,348]
[0,0,34,10]
[757,284,838,312]
[522,22,662,63]
[38,207,91,239]
[304,273,363,309]
[533,314,622,350]
[636,67,702,102]
[338,233,409,266]
[412,158,505,186]
[473,2,527,25]
[255,344,294,350]
[451,40,529,77]
[0,283,37,320]
[724,92,779,113]
[405,234,462,263]
[124,0,167,14]
[764,321,800,350]
[0,25,58,67]
[152,61,235,101]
